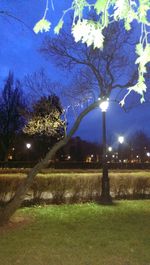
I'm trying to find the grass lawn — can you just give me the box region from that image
[0,200,150,265]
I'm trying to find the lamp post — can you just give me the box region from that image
[99,98,112,204]
[118,136,124,164]
[26,143,31,161]
[108,146,112,163]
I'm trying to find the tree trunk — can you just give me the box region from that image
[0,101,99,226]
[4,150,9,162]
[0,138,12,162]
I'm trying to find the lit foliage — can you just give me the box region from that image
[23,95,65,137]
[23,111,64,136]
[33,0,51,34]
[33,18,51,34]
[34,0,150,104]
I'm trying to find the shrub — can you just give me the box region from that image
[0,171,150,205]
[132,176,150,199]
[0,176,25,204]
[110,176,133,199]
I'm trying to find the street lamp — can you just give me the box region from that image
[118,136,124,164]
[26,143,31,162]
[108,146,112,152]
[99,98,112,204]
[26,143,31,149]
[118,136,124,144]
[146,152,150,163]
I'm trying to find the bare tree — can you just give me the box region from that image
[0,72,26,161]
[129,131,150,162]
[40,22,139,203]
[41,22,138,102]
[24,68,63,101]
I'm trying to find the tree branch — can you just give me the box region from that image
[1,100,99,222]
[0,11,32,32]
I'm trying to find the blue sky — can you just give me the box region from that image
[0,0,150,143]
[0,1,57,79]
[75,100,150,143]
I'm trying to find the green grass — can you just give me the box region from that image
[0,200,150,265]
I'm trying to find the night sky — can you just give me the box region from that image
[0,0,150,144]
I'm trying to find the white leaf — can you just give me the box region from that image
[33,18,51,34]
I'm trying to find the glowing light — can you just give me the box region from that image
[99,98,109,112]
[118,136,124,144]
[108,146,112,152]
[26,143,31,149]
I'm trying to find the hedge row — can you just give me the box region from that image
[0,174,150,205]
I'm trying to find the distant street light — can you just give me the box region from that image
[108,147,112,163]
[26,143,32,162]
[99,97,112,204]
[118,136,124,144]
[146,152,150,157]
[108,146,112,152]
[146,152,150,163]
[118,136,124,164]
[26,143,31,149]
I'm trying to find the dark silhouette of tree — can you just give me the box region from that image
[41,22,138,103]
[69,137,84,162]
[130,131,150,162]
[24,68,61,100]
[0,72,26,161]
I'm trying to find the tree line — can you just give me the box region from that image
[0,71,64,162]
[0,71,149,164]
